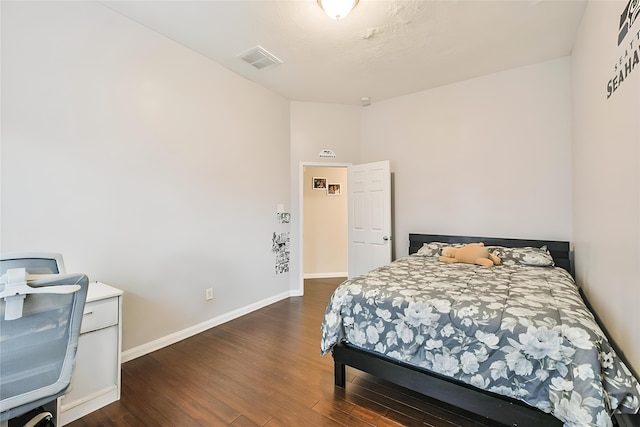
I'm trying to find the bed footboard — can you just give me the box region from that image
[332,343,562,427]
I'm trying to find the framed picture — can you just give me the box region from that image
[313,177,327,190]
[327,183,341,196]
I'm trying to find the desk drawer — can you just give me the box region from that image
[80,297,118,333]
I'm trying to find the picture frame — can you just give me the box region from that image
[327,183,341,196]
[313,177,327,190]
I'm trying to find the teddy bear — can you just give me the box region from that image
[439,242,501,267]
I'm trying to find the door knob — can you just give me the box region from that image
[383,236,390,241]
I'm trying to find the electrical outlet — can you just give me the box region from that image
[205,288,213,301]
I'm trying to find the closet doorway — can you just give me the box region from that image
[301,164,349,285]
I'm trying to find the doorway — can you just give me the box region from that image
[299,162,350,294]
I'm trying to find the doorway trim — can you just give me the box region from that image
[297,161,352,296]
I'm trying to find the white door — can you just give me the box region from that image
[348,160,391,278]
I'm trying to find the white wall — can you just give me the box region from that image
[1,2,291,359]
[5,0,636,376]
[303,166,348,277]
[289,102,360,293]
[361,58,573,257]
[571,0,640,371]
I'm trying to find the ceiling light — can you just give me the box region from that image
[317,0,359,20]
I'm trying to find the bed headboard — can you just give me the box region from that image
[409,233,573,276]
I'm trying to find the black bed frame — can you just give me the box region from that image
[332,233,639,427]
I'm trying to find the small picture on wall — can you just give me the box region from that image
[313,177,327,190]
[327,183,341,196]
[277,212,291,224]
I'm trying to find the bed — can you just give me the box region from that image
[321,233,640,427]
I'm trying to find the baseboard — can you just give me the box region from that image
[304,272,347,279]
[121,290,292,363]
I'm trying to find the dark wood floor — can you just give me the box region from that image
[67,278,499,427]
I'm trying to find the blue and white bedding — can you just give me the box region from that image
[321,252,640,427]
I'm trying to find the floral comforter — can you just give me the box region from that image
[321,255,640,427]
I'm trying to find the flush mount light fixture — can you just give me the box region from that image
[317,0,359,20]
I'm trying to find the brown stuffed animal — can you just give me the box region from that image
[439,242,501,267]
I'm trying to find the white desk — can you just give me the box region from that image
[55,282,123,425]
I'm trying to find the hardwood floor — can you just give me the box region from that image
[67,278,499,427]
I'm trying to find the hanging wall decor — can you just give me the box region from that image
[607,0,639,99]
[327,183,342,196]
[271,231,290,274]
[277,212,291,224]
[313,177,327,189]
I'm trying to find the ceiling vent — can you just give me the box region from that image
[238,46,282,70]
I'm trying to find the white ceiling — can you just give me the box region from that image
[104,0,587,106]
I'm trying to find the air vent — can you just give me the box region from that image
[238,46,282,70]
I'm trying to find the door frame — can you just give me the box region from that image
[297,161,352,296]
